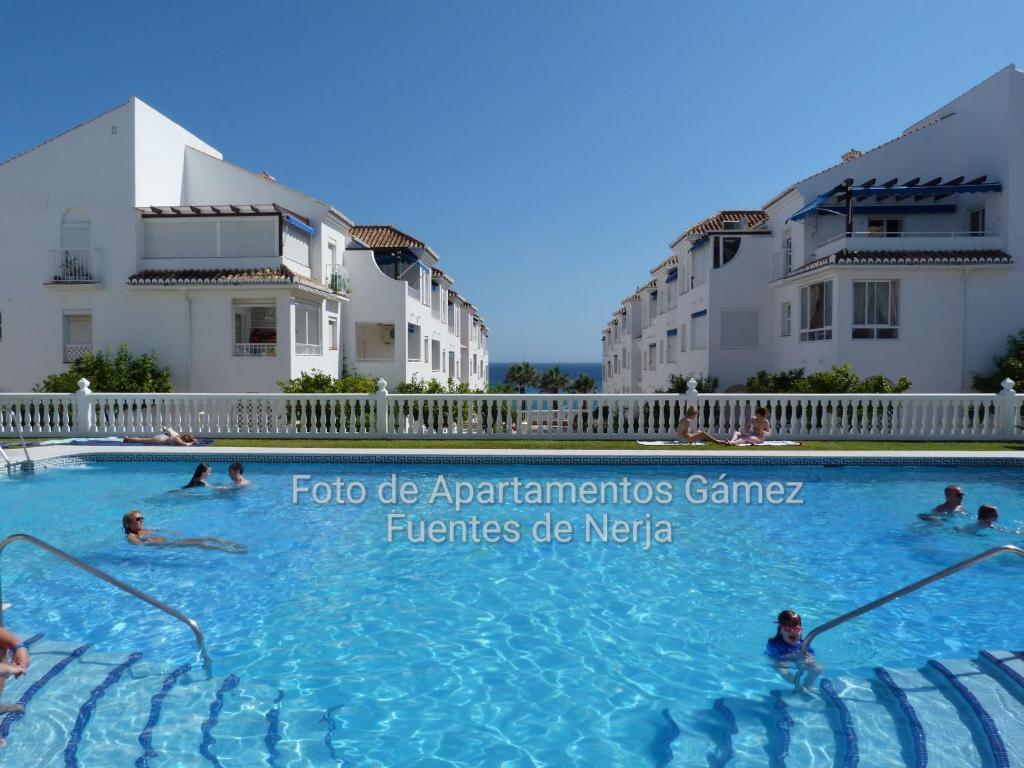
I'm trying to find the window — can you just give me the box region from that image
[713,236,741,268]
[852,280,899,339]
[328,317,339,351]
[867,219,902,237]
[294,303,322,355]
[649,290,658,319]
[647,343,657,370]
[691,313,708,350]
[781,302,792,337]
[233,303,277,356]
[679,324,687,352]
[431,339,441,371]
[613,354,619,374]
[969,208,986,236]
[61,209,91,250]
[666,330,678,363]
[63,312,92,363]
[799,281,833,341]
[782,230,793,275]
[659,341,664,363]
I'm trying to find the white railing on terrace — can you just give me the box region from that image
[233,343,277,357]
[328,265,351,294]
[63,344,92,363]
[407,284,420,300]
[295,343,323,356]
[48,248,101,284]
[813,231,1001,261]
[2,378,1021,442]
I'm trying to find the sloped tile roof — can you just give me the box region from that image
[670,210,767,248]
[349,225,427,250]
[780,249,1012,279]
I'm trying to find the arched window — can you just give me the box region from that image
[60,208,91,250]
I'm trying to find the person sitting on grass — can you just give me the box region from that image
[122,510,247,554]
[766,609,821,692]
[918,485,966,523]
[675,406,725,444]
[727,407,772,446]
[124,427,197,446]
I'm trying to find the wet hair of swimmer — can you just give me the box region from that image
[229,461,244,476]
[978,504,999,521]
[184,462,212,488]
[122,510,142,535]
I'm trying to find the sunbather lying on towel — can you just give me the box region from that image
[123,427,197,446]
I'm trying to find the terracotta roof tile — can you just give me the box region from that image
[670,210,767,248]
[350,225,427,250]
[778,248,1012,280]
[127,266,345,295]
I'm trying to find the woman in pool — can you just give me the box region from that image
[766,609,820,691]
[728,407,772,445]
[183,463,212,488]
[675,406,725,444]
[121,510,247,554]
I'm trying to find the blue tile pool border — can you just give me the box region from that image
[12,452,1024,472]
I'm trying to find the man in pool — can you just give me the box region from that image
[226,462,251,488]
[918,485,966,522]
[122,510,247,554]
[955,504,1002,535]
[0,626,31,735]
[766,610,821,691]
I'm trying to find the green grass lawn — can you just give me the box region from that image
[213,438,1024,451]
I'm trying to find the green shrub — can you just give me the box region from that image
[665,373,719,394]
[278,370,378,394]
[744,363,910,394]
[35,344,172,393]
[973,329,1024,392]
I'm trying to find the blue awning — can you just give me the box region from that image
[666,268,678,283]
[691,309,707,318]
[789,181,1001,222]
[688,236,710,252]
[666,328,678,336]
[283,214,315,236]
[816,204,956,216]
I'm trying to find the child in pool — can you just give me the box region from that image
[766,609,821,691]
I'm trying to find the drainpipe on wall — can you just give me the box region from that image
[185,290,193,392]
[959,268,970,392]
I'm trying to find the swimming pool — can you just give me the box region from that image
[1,456,1022,766]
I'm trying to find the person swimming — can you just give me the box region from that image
[955,504,1003,535]
[766,609,821,691]
[183,463,212,489]
[121,510,247,554]
[225,462,250,488]
[918,485,966,523]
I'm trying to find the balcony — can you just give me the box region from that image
[328,265,351,294]
[63,344,92,363]
[233,343,277,357]
[407,284,420,301]
[295,343,323,356]
[48,249,102,284]
[813,231,1001,261]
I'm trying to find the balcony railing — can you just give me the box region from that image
[813,231,1000,261]
[407,284,420,300]
[233,343,277,357]
[63,344,92,363]
[48,249,101,284]
[328,266,351,294]
[295,343,323,356]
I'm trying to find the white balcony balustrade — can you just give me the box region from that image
[328,265,351,294]
[48,249,101,284]
[813,231,1001,261]
[295,343,323,356]
[233,343,277,357]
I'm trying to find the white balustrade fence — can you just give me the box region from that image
[0,378,1021,441]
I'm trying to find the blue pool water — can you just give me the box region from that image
[1,459,1023,765]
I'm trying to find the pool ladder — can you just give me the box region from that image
[2,408,32,474]
[0,533,212,675]
[803,544,1024,657]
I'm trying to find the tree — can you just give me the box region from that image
[278,370,378,393]
[539,366,571,393]
[569,373,596,393]
[504,362,539,394]
[35,344,172,393]
[973,329,1024,392]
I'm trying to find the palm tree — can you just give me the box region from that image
[505,362,539,394]
[569,373,596,394]
[539,366,571,394]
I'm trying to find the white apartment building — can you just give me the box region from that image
[0,98,489,392]
[603,64,1024,394]
[343,225,489,389]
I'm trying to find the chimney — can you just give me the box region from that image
[841,149,863,163]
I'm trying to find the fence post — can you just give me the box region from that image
[684,376,700,431]
[75,378,94,436]
[375,378,389,437]
[999,378,1018,439]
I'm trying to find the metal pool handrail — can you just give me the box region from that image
[8,409,31,467]
[802,544,1024,657]
[0,533,212,675]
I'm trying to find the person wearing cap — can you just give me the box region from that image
[766,609,820,691]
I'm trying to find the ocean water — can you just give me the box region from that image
[490,361,602,392]
[0,460,1022,765]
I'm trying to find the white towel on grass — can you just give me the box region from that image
[635,439,801,446]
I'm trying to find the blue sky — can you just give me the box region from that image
[3,1,1024,362]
